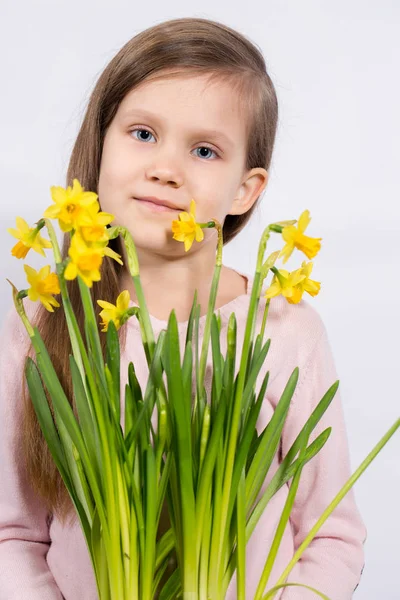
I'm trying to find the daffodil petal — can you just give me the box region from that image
[264,282,281,298]
[64,262,78,280]
[117,290,130,311]
[97,299,116,310]
[184,235,194,252]
[23,264,38,280]
[195,226,204,242]
[297,210,311,234]
[103,246,123,265]
[15,217,30,232]
[50,185,67,205]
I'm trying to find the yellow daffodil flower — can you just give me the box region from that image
[43,178,98,232]
[294,260,321,299]
[265,261,321,305]
[64,233,123,288]
[279,209,322,264]
[97,290,131,332]
[77,202,115,243]
[171,199,204,252]
[7,217,52,259]
[23,264,60,312]
[264,266,307,304]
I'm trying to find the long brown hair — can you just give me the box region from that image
[21,17,279,525]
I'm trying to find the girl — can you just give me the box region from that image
[0,17,366,600]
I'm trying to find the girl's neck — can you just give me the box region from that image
[122,264,247,322]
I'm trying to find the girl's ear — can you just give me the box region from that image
[228,167,269,216]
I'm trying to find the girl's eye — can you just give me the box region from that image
[130,127,219,160]
[130,128,156,143]
[193,146,219,160]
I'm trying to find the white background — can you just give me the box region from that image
[0,1,399,598]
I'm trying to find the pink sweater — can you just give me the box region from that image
[0,270,367,600]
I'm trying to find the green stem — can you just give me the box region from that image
[44,220,87,388]
[7,282,34,337]
[260,298,270,345]
[116,460,131,596]
[108,226,156,364]
[262,582,331,599]
[197,220,223,397]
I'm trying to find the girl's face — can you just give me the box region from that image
[98,72,266,256]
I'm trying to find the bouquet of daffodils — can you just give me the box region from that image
[7,179,399,600]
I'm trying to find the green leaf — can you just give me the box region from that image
[78,278,105,384]
[210,313,223,406]
[155,528,175,570]
[90,358,130,471]
[184,288,199,350]
[25,356,92,541]
[221,313,237,464]
[226,370,270,529]
[124,384,137,473]
[128,361,143,404]
[91,506,111,600]
[246,428,332,541]
[235,468,246,599]
[31,326,109,543]
[195,385,228,566]
[253,426,311,599]
[69,355,101,479]
[241,337,271,428]
[158,567,181,600]
[163,310,196,592]
[248,378,340,527]
[142,445,158,598]
[275,417,400,587]
[25,357,70,485]
[182,339,193,409]
[152,558,172,600]
[155,452,173,544]
[245,367,300,509]
[125,331,167,452]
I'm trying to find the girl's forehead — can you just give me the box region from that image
[118,74,245,120]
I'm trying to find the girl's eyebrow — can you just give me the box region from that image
[121,108,234,149]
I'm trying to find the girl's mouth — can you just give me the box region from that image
[134,198,182,213]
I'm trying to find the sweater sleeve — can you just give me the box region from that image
[0,307,64,600]
[278,324,367,600]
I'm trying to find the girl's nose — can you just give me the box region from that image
[146,168,183,187]
[145,150,184,188]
